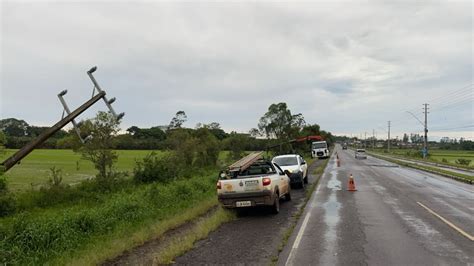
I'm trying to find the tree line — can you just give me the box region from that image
[0,102,334,153]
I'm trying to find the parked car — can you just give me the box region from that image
[355,149,367,159]
[272,154,308,188]
[217,155,291,214]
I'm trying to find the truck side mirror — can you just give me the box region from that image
[301,161,306,165]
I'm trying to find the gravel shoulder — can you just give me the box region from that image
[173,159,325,265]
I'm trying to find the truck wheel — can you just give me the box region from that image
[271,196,280,214]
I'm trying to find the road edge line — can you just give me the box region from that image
[285,212,311,266]
[275,151,334,266]
[416,201,474,241]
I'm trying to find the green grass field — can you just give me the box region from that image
[369,148,474,168]
[0,149,162,191]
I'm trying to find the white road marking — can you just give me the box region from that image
[285,212,311,266]
[417,202,474,241]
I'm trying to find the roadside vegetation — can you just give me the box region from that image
[0,103,334,264]
[367,148,474,169]
[368,153,473,184]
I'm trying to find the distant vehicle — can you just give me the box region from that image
[217,152,291,214]
[355,149,367,159]
[342,143,348,150]
[312,141,330,159]
[272,154,308,188]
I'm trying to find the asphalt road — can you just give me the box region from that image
[174,158,326,265]
[279,145,473,266]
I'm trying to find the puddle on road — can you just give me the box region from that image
[328,169,342,191]
[320,160,342,264]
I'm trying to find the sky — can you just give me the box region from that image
[1,0,473,141]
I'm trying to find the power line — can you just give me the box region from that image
[431,92,473,110]
[430,125,474,131]
[426,83,473,104]
[431,99,473,114]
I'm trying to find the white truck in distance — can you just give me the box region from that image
[217,152,291,214]
[311,140,330,159]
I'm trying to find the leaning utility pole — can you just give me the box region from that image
[0,66,124,173]
[423,103,429,159]
[387,121,391,152]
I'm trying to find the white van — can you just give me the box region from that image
[311,141,329,159]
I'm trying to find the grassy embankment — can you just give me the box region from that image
[368,152,474,184]
[0,149,239,265]
[0,171,229,265]
[367,148,474,169]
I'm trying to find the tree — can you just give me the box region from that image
[249,128,261,137]
[193,127,221,167]
[79,112,121,181]
[169,111,187,129]
[196,122,228,140]
[223,132,248,160]
[0,118,29,137]
[126,126,141,136]
[257,103,305,140]
[300,124,321,137]
[403,133,409,143]
[0,131,6,152]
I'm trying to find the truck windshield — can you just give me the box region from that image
[312,143,327,149]
[273,157,298,166]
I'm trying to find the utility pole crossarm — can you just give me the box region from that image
[1,92,106,172]
[1,66,124,174]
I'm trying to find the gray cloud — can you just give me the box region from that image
[1,1,472,140]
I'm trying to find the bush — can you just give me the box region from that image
[0,193,16,217]
[455,158,471,166]
[48,167,63,188]
[133,152,182,183]
[405,150,428,159]
[442,158,448,163]
[0,177,7,193]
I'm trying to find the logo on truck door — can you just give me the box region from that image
[224,184,233,191]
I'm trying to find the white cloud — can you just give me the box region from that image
[1,1,472,138]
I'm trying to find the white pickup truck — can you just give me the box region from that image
[217,153,291,214]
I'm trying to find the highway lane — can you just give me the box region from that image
[279,145,473,266]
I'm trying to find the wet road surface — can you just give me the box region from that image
[279,145,473,266]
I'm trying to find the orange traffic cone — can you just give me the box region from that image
[347,174,357,191]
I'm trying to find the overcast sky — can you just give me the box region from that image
[1,0,472,140]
